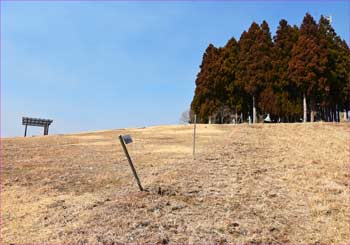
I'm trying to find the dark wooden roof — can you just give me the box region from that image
[22,117,53,126]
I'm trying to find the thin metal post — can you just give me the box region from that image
[24,124,28,137]
[193,114,197,159]
[119,135,144,191]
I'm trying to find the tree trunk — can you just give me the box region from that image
[331,108,334,122]
[253,95,257,124]
[303,93,307,123]
[327,107,330,122]
[335,104,339,122]
[322,106,325,121]
[235,108,238,125]
[310,99,315,122]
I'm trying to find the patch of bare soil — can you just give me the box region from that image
[1,123,349,243]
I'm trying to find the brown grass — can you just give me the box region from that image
[1,123,349,244]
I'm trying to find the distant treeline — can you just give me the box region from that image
[190,13,350,123]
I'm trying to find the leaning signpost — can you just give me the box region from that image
[22,117,53,137]
[119,135,144,191]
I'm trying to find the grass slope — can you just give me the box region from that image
[1,123,349,243]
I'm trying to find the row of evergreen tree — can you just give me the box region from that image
[190,13,350,123]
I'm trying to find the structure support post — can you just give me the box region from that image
[44,126,48,135]
[24,124,28,137]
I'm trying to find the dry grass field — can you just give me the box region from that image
[1,123,349,244]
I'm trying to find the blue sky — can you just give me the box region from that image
[1,1,349,137]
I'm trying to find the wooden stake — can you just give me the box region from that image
[119,135,144,191]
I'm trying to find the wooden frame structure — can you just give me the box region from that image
[22,117,53,137]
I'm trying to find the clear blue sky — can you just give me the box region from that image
[1,1,349,137]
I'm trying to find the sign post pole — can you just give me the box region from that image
[119,135,144,191]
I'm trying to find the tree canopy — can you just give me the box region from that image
[191,13,350,123]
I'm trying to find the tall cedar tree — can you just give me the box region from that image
[337,40,350,118]
[221,38,246,121]
[270,19,300,121]
[237,21,273,123]
[288,13,326,122]
[191,44,223,122]
[236,25,258,122]
[340,41,350,115]
[318,16,350,120]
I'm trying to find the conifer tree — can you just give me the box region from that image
[271,20,300,121]
[191,44,222,122]
[237,21,273,123]
[318,16,350,121]
[340,41,350,118]
[289,13,324,122]
[221,37,245,122]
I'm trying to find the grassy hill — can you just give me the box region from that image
[1,123,349,243]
